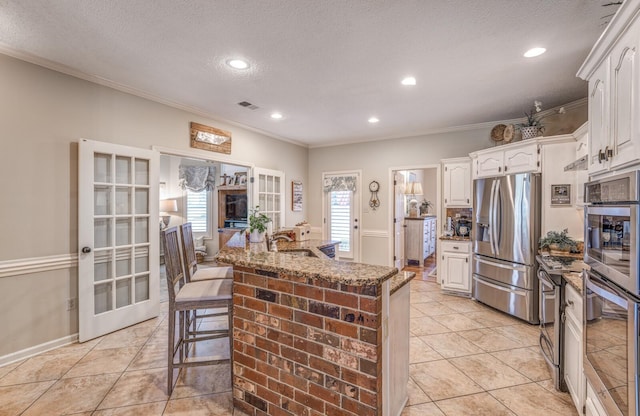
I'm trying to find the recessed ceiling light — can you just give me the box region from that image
[270,112,283,120]
[523,47,546,58]
[227,59,250,69]
[401,76,417,86]
[368,117,379,124]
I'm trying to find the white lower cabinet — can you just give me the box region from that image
[405,217,436,265]
[563,284,584,414]
[585,381,608,416]
[440,241,471,293]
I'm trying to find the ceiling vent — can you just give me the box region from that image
[237,101,259,110]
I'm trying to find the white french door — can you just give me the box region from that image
[78,139,160,342]
[252,167,285,230]
[323,172,360,262]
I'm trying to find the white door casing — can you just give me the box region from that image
[78,139,160,342]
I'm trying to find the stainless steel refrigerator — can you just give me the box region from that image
[472,173,541,324]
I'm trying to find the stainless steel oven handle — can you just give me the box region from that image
[586,270,628,309]
[538,333,555,368]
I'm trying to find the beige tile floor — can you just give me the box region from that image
[0,276,578,416]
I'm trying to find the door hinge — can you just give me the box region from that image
[537,147,541,154]
[250,176,255,183]
[537,161,540,167]
[394,179,397,186]
[393,255,397,261]
[323,218,326,224]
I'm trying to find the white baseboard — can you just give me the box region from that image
[0,333,78,366]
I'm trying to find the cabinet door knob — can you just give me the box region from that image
[498,166,502,172]
[504,166,508,172]
[598,149,606,163]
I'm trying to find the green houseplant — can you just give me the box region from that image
[249,206,271,242]
[538,229,580,253]
[517,100,566,140]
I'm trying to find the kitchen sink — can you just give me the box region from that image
[279,249,318,258]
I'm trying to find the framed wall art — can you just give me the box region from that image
[550,184,571,206]
[292,181,303,211]
[190,122,232,154]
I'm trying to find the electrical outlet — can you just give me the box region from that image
[67,298,77,311]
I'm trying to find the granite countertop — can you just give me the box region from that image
[215,232,400,287]
[389,271,416,294]
[563,272,584,295]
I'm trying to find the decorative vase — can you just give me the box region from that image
[250,230,265,243]
[520,126,540,140]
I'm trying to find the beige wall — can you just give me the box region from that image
[0,53,308,359]
[308,129,494,266]
[0,50,588,359]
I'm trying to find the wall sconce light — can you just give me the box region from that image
[160,199,178,229]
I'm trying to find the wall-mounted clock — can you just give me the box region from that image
[369,180,380,210]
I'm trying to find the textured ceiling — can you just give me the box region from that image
[0,1,615,147]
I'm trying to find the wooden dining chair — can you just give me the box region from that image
[161,226,233,395]
[179,222,233,282]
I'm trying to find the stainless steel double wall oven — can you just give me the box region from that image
[584,171,640,416]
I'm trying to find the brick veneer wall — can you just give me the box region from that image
[231,265,383,416]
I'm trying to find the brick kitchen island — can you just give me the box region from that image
[215,235,414,416]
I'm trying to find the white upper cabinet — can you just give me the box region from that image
[503,145,540,175]
[472,142,540,179]
[587,63,609,175]
[610,23,640,170]
[475,152,504,178]
[578,1,640,176]
[443,159,471,207]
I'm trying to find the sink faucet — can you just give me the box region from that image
[267,234,294,252]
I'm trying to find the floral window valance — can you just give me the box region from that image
[178,165,216,192]
[323,176,357,192]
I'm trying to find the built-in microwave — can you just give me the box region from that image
[585,171,640,297]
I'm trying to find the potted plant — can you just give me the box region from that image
[248,206,271,243]
[420,199,432,216]
[538,229,581,254]
[517,100,566,140]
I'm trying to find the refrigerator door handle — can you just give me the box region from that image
[491,179,500,255]
[487,179,496,255]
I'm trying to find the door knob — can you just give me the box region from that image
[81,247,92,253]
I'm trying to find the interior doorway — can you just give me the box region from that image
[390,165,440,280]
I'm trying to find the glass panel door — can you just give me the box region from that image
[252,167,285,231]
[323,172,360,262]
[79,139,159,342]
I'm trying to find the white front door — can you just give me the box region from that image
[394,172,406,269]
[78,139,160,342]
[323,172,360,262]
